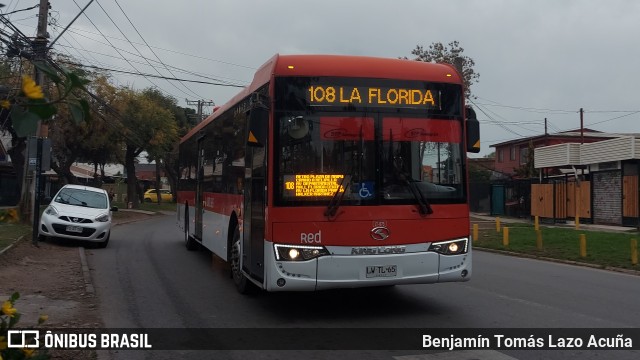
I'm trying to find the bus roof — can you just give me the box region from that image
[181,54,463,144]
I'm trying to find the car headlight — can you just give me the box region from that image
[44,206,58,216]
[428,238,468,255]
[95,213,110,222]
[274,244,330,261]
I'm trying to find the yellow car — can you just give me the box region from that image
[143,189,173,203]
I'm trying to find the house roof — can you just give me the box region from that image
[135,163,158,172]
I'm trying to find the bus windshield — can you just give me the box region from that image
[274,77,466,207]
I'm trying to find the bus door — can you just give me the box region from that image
[243,104,268,281]
[195,136,205,240]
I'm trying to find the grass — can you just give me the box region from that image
[473,222,640,270]
[0,223,31,250]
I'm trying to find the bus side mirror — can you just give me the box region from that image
[465,106,480,153]
[247,105,268,148]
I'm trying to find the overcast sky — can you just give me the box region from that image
[3,0,640,156]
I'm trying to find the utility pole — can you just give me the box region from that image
[544,117,547,135]
[579,108,584,144]
[186,99,215,123]
[30,0,50,245]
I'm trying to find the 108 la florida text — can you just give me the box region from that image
[422,334,633,350]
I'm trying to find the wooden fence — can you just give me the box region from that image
[531,175,639,224]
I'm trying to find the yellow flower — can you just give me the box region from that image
[0,335,7,350]
[1,300,17,317]
[38,314,48,324]
[0,99,10,109]
[22,348,35,358]
[21,75,44,99]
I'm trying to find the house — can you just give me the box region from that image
[534,135,640,226]
[490,129,614,178]
[132,163,165,181]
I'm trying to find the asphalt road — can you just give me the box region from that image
[88,215,640,360]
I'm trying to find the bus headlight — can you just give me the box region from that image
[274,244,330,261]
[429,238,468,255]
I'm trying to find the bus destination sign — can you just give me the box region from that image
[283,174,345,198]
[307,86,440,108]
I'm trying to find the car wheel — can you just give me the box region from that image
[184,206,198,251]
[97,233,110,248]
[230,226,254,294]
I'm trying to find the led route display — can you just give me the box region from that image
[283,174,345,198]
[307,86,440,108]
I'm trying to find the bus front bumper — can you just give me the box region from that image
[263,241,471,291]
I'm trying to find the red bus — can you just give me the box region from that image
[177,54,480,293]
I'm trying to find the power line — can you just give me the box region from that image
[57,60,245,87]
[70,0,165,96]
[112,0,205,99]
[47,23,249,86]
[475,96,576,114]
[470,99,525,138]
[91,0,200,99]
[46,18,255,70]
[586,111,640,127]
[0,3,39,16]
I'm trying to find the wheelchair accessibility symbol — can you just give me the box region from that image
[358,182,374,199]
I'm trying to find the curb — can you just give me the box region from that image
[0,234,26,256]
[112,213,160,227]
[78,247,95,294]
[474,246,640,276]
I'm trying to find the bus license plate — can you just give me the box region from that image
[66,225,83,233]
[366,265,397,278]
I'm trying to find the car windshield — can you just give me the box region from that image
[55,188,108,209]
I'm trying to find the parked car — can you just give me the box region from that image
[143,189,173,203]
[39,184,117,248]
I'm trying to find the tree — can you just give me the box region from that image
[45,67,121,186]
[82,76,124,181]
[468,162,492,183]
[164,106,196,201]
[139,89,196,202]
[120,89,177,208]
[1,57,92,219]
[140,88,182,204]
[404,41,480,99]
[513,141,538,179]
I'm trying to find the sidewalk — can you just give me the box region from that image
[470,212,635,233]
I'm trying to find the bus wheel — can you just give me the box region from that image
[230,226,253,294]
[184,206,197,251]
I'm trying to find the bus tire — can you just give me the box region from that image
[230,225,253,294]
[184,205,197,251]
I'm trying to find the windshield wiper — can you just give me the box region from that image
[406,179,433,216]
[325,125,364,219]
[324,175,351,218]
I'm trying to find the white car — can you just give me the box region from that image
[39,184,118,248]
